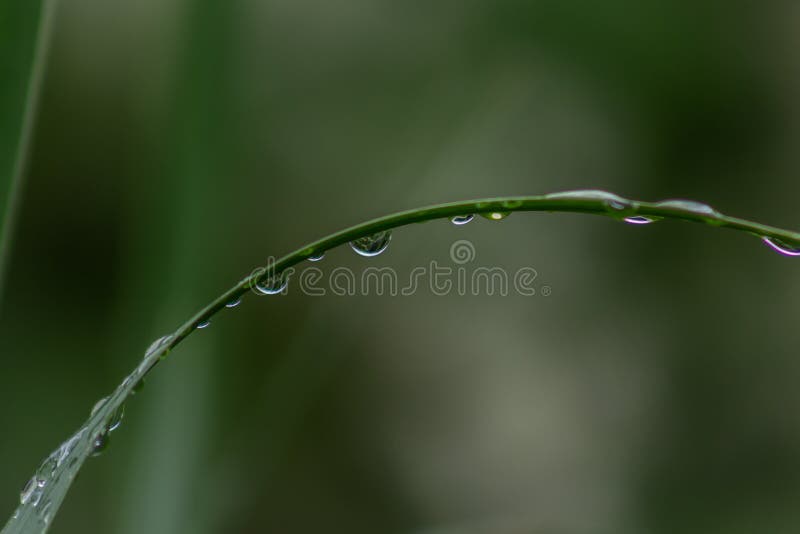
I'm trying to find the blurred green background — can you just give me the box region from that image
[2,0,800,532]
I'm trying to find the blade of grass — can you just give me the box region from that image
[0,0,58,309]
[116,0,239,532]
[3,190,800,533]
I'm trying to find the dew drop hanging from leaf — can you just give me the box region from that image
[253,272,289,295]
[762,236,800,257]
[449,214,474,226]
[624,216,658,225]
[350,230,391,257]
[654,199,718,217]
[480,211,510,221]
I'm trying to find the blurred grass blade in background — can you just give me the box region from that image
[115,1,238,532]
[0,0,58,308]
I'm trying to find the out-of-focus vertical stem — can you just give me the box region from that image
[0,0,58,311]
[115,1,240,533]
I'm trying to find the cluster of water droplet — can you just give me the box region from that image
[13,425,88,528]
[539,189,800,257]
[10,388,133,528]
[5,329,186,529]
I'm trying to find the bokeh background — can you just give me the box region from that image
[2,1,800,532]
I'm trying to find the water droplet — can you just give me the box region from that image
[480,211,510,221]
[37,455,57,478]
[350,231,392,257]
[107,403,125,432]
[41,501,52,524]
[254,272,289,295]
[18,470,45,506]
[196,320,211,329]
[450,214,474,226]
[91,432,109,457]
[308,252,325,262]
[544,190,632,214]
[225,298,241,308]
[56,430,84,467]
[545,189,623,202]
[90,397,108,417]
[501,199,523,209]
[624,216,658,225]
[132,378,145,394]
[654,199,717,216]
[20,477,37,504]
[145,335,173,358]
[762,236,800,257]
[33,461,54,491]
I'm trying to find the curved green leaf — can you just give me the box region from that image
[4,190,799,533]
